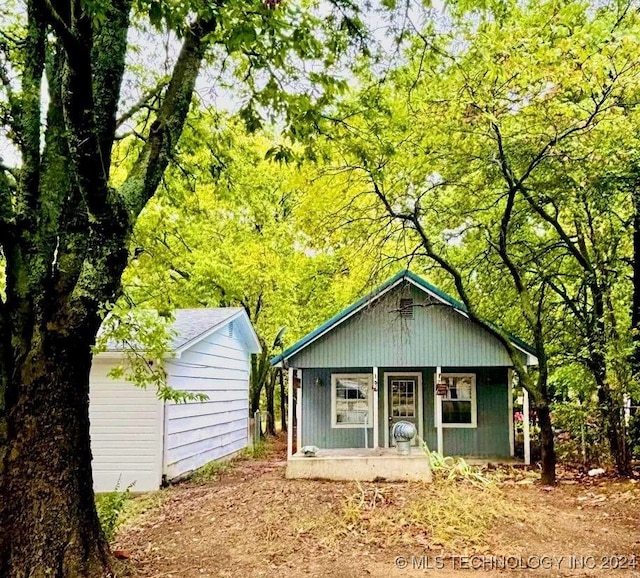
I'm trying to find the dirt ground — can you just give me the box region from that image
[114,437,640,578]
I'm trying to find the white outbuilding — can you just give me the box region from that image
[89,308,261,492]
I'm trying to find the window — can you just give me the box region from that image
[437,374,477,428]
[331,374,373,428]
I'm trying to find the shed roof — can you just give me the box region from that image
[271,270,536,366]
[104,307,261,355]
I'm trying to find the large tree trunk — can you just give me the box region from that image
[0,315,116,576]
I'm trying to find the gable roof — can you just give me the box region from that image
[270,270,536,366]
[105,307,261,355]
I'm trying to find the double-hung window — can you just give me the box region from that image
[331,373,373,428]
[438,373,477,428]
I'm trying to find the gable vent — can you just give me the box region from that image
[228,321,234,338]
[400,298,414,318]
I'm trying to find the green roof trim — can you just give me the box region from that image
[270,269,536,365]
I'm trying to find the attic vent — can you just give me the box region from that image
[400,298,414,318]
[228,321,234,338]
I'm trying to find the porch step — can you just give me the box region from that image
[286,450,432,482]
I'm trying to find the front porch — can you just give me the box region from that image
[286,447,432,481]
[284,365,533,481]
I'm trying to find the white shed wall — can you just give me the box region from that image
[164,327,250,479]
[89,359,164,492]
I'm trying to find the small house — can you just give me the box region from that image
[271,270,535,481]
[90,308,261,492]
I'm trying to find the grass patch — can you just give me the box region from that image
[241,440,267,459]
[190,458,233,483]
[307,479,525,552]
[191,441,268,483]
[96,485,169,542]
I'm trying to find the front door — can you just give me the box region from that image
[388,375,419,445]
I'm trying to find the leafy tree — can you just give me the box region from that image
[0,0,367,574]
[118,113,374,434]
[321,0,640,482]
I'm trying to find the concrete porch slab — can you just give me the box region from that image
[286,447,432,482]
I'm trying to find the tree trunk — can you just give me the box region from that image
[0,319,116,576]
[630,187,640,394]
[535,402,556,485]
[595,375,630,476]
[250,353,264,416]
[265,370,276,437]
[591,289,631,476]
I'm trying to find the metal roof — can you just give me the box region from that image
[270,269,536,365]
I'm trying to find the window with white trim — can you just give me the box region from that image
[331,373,373,428]
[437,373,477,428]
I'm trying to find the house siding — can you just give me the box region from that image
[289,284,518,368]
[302,366,510,457]
[164,328,250,479]
[89,359,164,493]
[301,367,375,448]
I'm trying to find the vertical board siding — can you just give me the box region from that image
[164,328,250,479]
[291,284,518,368]
[89,360,163,492]
[309,366,510,457]
[301,368,374,449]
[438,367,510,457]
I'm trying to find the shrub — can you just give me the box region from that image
[95,482,133,542]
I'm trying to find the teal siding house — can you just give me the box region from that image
[272,270,536,481]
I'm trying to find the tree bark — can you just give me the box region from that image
[0,4,216,572]
[265,370,276,437]
[0,314,117,576]
[535,402,556,485]
[591,288,631,476]
[630,187,640,385]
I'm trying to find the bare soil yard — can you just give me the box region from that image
[115,437,640,578]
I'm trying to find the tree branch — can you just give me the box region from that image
[119,15,218,219]
[92,0,134,173]
[115,78,168,130]
[14,0,46,215]
[368,168,532,386]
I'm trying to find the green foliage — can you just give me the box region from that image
[94,305,208,403]
[243,440,267,459]
[423,445,493,486]
[552,401,612,467]
[95,482,134,543]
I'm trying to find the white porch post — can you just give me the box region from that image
[287,367,294,459]
[372,367,379,448]
[523,386,531,465]
[296,370,303,453]
[435,366,443,454]
[508,369,514,458]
